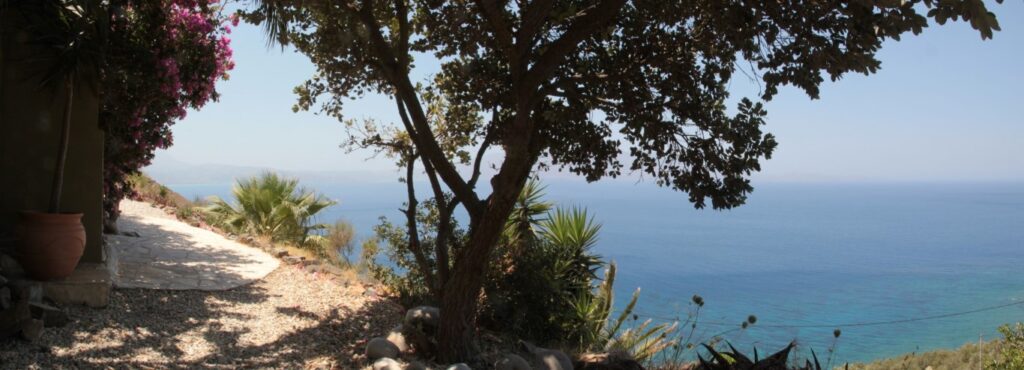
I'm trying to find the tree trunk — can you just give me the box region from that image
[436,161,533,362]
[49,78,74,213]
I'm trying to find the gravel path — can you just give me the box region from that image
[0,265,402,369]
[109,200,280,290]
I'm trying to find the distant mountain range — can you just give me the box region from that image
[142,156,396,185]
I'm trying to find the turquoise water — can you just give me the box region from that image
[167,180,1024,363]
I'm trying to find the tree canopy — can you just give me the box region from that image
[244,0,1007,361]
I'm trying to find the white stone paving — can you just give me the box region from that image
[108,200,279,290]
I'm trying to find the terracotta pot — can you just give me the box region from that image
[15,211,86,280]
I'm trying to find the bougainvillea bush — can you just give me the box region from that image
[101,0,233,229]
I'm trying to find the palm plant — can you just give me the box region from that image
[17,0,106,213]
[205,172,335,250]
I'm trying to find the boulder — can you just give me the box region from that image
[0,254,24,277]
[495,353,531,370]
[521,341,574,370]
[446,364,471,370]
[0,287,10,310]
[386,325,409,353]
[405,361,428,370]
[364,287,378,297]
[366,337,401,361]
[8,279,42,303]
[404,306,440,329]
[29,302,70,328]
[401,321,437,358]
[19,318,44,342]
[575,352,644,370]
[372,357,403,370]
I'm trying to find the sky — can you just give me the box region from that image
[150,3,1024,184]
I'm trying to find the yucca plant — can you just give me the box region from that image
[205,172,335,250]
[503,179,552,254]
[538,207,603,293]
[569,262,677,362]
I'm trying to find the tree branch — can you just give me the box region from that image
[468,110,497,189]
[516,0,554,51]
[420,156,452,287]
[402,153,438,296]
[520,0,626,100]
[355,0,484,216]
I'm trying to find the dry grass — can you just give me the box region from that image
[845,339,1001,370]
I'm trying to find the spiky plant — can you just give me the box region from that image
[205,172,335,250]
[696,342,832,370]
[569,262,677,362]
[538,207,603,292]
[503,179,552,253]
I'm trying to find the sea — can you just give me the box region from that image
[165,179,1024,364]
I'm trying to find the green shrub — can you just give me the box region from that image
[364,179,671,361]
[988,323,1024,370]
[363,197,462,307]
[204,172,336,250]
[326,219,356,265]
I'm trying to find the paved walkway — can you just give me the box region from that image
[108,200,279,290]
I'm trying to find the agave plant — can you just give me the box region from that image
[205,172,335,250]
[696,342,831,370]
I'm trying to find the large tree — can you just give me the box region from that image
[245,0,1005,361]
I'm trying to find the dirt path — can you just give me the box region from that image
[109,200,279,290]
[0,265,401,369]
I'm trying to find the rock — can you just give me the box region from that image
[404,306,440,329]
[401,322,436,357]
[372,357,403,370]
[19,318,43,342]
[9,279,42,303]
[496,353,531,370]
[386,325,409,353]
[0,298,31,338]
[366,337,401,361]
[405,361,428,370]
[364,287,377,297]
[521,341,574,370]
[0,254,24,277]
[0,287,10,310]
[446,364,471,370]
[29,302,70,328]
[120,231,141,237]
[274,249,289,258]
[575,352,644,370]
[283,256,304,265]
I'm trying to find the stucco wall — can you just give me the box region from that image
[0,11,105,263]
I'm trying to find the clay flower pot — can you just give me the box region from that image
[15,211,86,280]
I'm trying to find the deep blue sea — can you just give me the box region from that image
[166,179,1024,364]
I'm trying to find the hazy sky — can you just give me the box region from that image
[151,3,1024,183]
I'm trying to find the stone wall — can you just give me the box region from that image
[0,10,105,263]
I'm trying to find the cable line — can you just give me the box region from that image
[630,298,1024,329]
